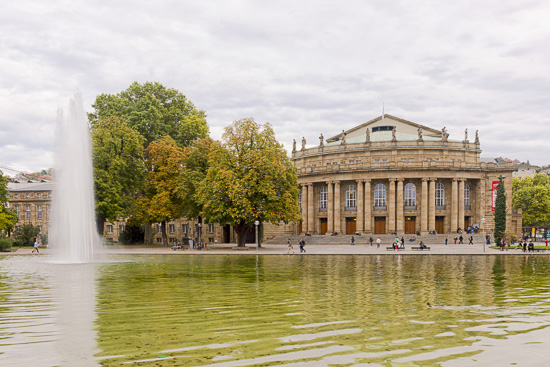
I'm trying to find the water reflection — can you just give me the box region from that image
[1,255,550,366]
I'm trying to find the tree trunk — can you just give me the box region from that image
[235,220,251,247]
[161,220,169,247]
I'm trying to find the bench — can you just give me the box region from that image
[533,248,549,252]
[386,247,405,251]
[411,246,430,251]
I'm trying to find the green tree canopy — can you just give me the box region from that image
[513,173,550,227]
[197,118,301,247]
[91,116,146,234]
[88,81,209,148]
[178,137,216,220]
[0,171,19,236]
[494,177,507,244]
[135,136,186,246]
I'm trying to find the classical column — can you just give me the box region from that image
[388,179,396,233]
[451,178,458,233]
[429,178,436,232]
[357,180,364,233]
[308,183,315,234]
[301,184,308,234]
[476,179,483,224]
[327,181,334,234]
[458,179,465,231]
[396,178,404,234]
[364,179,372,234]
[421,178,428,233]
[334,181,341,234]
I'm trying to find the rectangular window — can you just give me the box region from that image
[38,225,42,233]
[157,225,162,233]
[26,193,30,198]
[107,225,113,234]
[156,237,162,243]
[119,225,125,233]
[349,160,355,164]
[37,205,42,220]
[15,205,19,217]
[182,223,189,234]
[15,193,19,198]
[26,205,31,219]
[208,224,214,233]
[169,224,175,233]
[37,193,41,198]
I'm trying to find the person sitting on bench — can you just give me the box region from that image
[419,241,426,249]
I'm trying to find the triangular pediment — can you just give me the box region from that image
[326,114,442,143]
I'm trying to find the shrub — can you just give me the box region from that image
[119,224,145,245]
[0,238,13,252]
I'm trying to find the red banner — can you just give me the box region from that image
[492,181,499,211]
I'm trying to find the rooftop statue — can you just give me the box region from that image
[292,139,296,153]
[392,127,397,141]
[475,130,479,144]
[417,127,423,141]
[464,128,468,142]
[341,130,346,145]
[301,137,306,151]
[365,128,370,143]
[441,127,449,142]
[319,133,324,147]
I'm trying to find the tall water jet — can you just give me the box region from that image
[49,92,101,263]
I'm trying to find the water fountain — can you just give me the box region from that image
[49,92,101,263]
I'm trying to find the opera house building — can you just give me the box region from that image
[292,115,522,236]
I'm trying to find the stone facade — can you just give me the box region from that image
[7,181,54,236]
[292,115,522,236]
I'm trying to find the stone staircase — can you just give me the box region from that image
[265,233,487,246]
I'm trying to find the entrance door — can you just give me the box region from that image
[298,222,302,235]
[374,217,386,234]
[464,216,470,231]
[435,216,444,234]
[405,216,416,234]
[223,224,231,243]
[320,218,328,234]
[346,217,356,234]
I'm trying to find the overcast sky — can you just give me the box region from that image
[1,0,549,174]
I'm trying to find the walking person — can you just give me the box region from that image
[369,236,373,246]
[400,237,405,249]
[287,239,294,254]
[445,238,448,246]
[469,236,473,245]
[376,237,381,249]
[299,238,306,253]
[459,235,463,244]
[454,236,457,244]
[32,239,39,254]
[351,235,355,245]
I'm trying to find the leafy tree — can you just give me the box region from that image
[135,136,186,246]
[13,224,40,247]
[513,173,550,227]
[91,116,146,234]
[88,81,209,148]
[197,118,301,247]
[494,177,507,245]
[0,171,19,235]
[179,138,216,220]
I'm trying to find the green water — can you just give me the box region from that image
[2,255,550,366]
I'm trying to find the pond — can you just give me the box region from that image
[1,254,550,366]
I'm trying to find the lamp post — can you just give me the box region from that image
[198,223,202,246]
[254,221,260,250]
[481,218,486,253]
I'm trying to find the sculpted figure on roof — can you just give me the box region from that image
[441,127,449,142]
[417,127,423,141]
[319,133,324,147]
[301,137,306,151]
[365,128,370,143]
[340,130,346,145]
[392,127,397,141]
[292,139,296,153]
[475,130,479,144]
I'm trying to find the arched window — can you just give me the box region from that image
[464,183,470,208]
[435,182,445,207]
[320,186,328,210]
[374,184,386,208]
[346,185,357,209]
[404,183,416,207]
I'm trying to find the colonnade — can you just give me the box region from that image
[300,177,483,235]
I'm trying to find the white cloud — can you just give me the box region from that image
[1,0,550,174]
